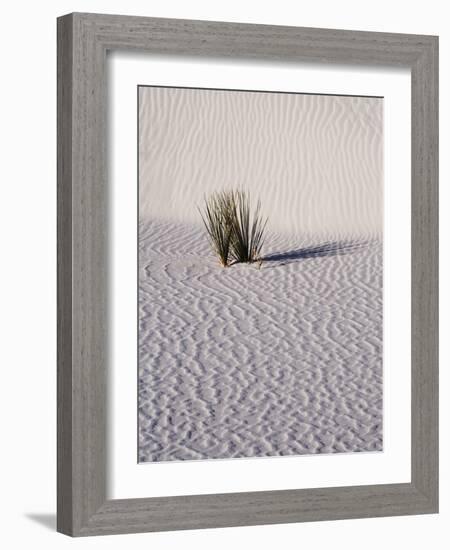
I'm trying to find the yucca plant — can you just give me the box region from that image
[228,189,267,264]
[199,189,268,266]
[198,191,235,266]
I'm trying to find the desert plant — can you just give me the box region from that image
[198,191,235,266]
[199,189,267,266]
[229,189,267,264]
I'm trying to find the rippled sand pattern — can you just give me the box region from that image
[139,87,383,239]
[139,220,383,462]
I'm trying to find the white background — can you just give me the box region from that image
[0,1,447,549]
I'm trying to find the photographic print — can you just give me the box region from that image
[138,85,383,463]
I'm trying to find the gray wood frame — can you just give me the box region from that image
[57,12,438,537]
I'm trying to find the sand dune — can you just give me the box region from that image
[139,86,383,239]
[139,220,383,462]
[138,86,383,462]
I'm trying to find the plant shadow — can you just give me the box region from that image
[263,240,370,267]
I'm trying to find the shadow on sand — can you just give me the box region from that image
[263,240,369,267]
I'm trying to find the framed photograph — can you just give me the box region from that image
[57,13,438,536]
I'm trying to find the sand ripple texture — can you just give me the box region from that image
[139,87,383,238]
[139,220,383,462]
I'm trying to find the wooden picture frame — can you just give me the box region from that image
[57,12,438,536]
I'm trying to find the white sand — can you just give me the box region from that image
[139,87,383,240]
[138,86,383,462]
[139,220,383,462]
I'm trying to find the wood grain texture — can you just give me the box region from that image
[57,12,438,536]
[410,36,439,506]
[57,13,74,535]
